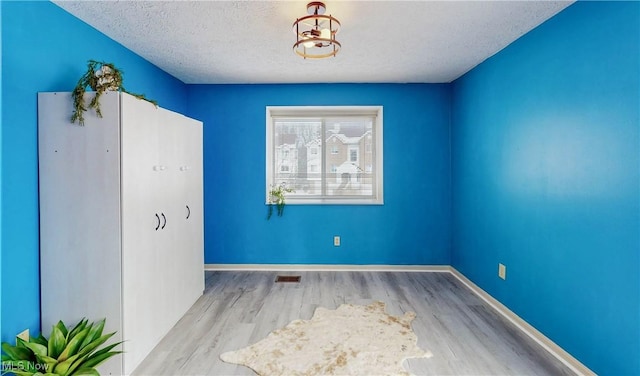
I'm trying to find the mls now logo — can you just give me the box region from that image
[2,361,47,372]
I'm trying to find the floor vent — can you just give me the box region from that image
[275,275,301,283]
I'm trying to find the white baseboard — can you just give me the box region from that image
[449,267,595,376]
[204,263,450,272]
[204,263,594,375]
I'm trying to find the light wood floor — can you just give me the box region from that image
[133,271,574,375]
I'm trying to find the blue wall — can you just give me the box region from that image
[451,2,639,375]
[187,84,452,265]
[0,1,187,342]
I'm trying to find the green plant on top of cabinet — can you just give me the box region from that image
[71,60,157,126]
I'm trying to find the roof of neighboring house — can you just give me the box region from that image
[278,130,372,148]
[326,129,372,145]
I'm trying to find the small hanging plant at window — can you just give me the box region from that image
[267,182,294,220]
[71,60,157,125]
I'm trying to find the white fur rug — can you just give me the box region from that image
[220,301,432,375]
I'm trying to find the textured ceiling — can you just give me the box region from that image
[54,1,574,84]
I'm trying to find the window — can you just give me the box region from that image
[266,106,383,205]
[349,147,358,163]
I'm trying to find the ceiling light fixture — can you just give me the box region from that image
[293,2,341,59]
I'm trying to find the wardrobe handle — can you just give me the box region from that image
[186,205,191,219]
[155,213,160,231]
[161,213,167,229]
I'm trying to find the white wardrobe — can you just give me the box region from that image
[38,92,204,375]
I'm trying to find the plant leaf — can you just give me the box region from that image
[1,342,34,361]
[8,370,38,376]
[52,353,80,375]
[54,321,69,339]
[48,326,66,360]
[80,350,122,370]
[70,368,100,376]
[71,342,123,374]
[69,346,122,375]
[22,342,47,358]
[62,352,91,376]
[67,319,88,342]
[35,354,57,365]
[81,341,120,361]
[30,353,57,374]
[76,333,115,359]
[66,337,118,376]
[30,335,48,347]
[16,337,28,349]
[78,319,105,350]
[58,327,90,362]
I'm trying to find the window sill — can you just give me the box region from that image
[266,198,384,205]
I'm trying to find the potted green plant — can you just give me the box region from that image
[71,60,157,126]
[1,318,122,376]
[267,182,294,220]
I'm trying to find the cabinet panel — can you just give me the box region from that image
[156,109,184,331]
[38,92,123,376]
[170,114,205,321]
[120,94,165,374]
[183,117,205,303]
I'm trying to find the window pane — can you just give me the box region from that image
[324,118,374,197]
[267,106,383,205]
[274,120,322,196]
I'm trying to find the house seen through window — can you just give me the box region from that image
[266,106,383,204]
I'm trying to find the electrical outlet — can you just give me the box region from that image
[16,329,29,343]
[498,263,506,280]
[334,236,341,246]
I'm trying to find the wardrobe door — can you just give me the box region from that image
[172,115,204,318]
[155,108,184,330]
[183,117,204,302]
[120,93,164,374]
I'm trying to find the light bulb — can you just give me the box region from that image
[303,36,315,48]
[320,28,331,40]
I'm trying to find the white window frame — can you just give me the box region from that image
[266,106,384,205]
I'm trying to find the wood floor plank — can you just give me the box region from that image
[132,271,575,376]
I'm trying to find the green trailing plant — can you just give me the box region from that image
[71,60,157,125]
[1,318,122,376]
[267,182,294,220]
